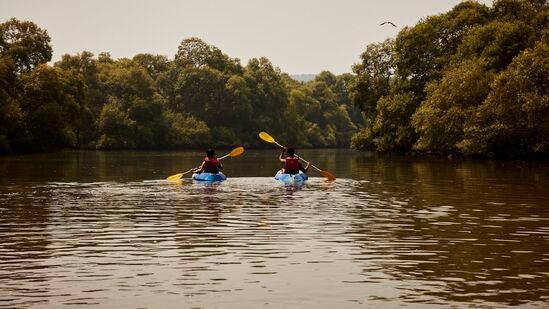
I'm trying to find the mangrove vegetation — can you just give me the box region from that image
[0,0,547,157]
[350,0,548,157]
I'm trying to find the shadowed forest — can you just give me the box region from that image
[0,0,547,156]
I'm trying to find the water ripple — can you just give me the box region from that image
[1,171,548,308]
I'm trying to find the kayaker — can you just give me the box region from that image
[279,147,309,175]
[194,149,223,174]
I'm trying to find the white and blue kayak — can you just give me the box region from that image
[274,170,308,184]
[192,172,227,182]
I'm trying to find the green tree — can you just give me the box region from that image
[18,65,85,150]
[335,73,364,130]
[164,111,210,147]
[223,74,252,136]
[349,39,394,119]
[54,52,101,146]
[97,98,136,149]
[132,53,169,81]
[175,37,241,74]
[173,66,226,123]
[491,0,537,22]
[243,57,288,141]
[98,58,155,105]
[55,67,89,147]
[0,57,21,152]
[394,1,490,94]
[285,73,359,147]
[0,18,52,73]
[371,92,418,152]
[456,20,534,70]
[412,58,494,154]
[350,0,547,156]
[99,58,173,149]
[461,41,549,156]
[283,90,311,147]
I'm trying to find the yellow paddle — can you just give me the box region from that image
[166,147,245,181]
[258,132,336,181]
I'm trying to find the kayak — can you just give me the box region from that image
[192,172,227,182]
[274,170,308,183]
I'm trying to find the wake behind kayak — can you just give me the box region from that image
[192,172,227,182]
[274,170,308,184]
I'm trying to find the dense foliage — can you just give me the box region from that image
[2,0,547,157]
[0,20,362,153]
[350,0,548,157]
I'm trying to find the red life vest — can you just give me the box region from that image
[284,157,301,174]
[203,156,219,173]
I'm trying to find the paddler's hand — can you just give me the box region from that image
[279,148,287,162]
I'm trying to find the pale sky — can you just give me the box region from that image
[0,0,492,74]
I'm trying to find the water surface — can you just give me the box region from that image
[1,150,548,308]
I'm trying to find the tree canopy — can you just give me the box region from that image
[1,0,547,158]
[0,20,361,153]
[350,0,548,157]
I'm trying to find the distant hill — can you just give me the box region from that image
[290,74,316,82]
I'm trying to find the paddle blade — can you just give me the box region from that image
[259,131,275,143]
[166,168,195,181]
[166,173,183,181]
[320,170,336,181]
[229,146,245,157]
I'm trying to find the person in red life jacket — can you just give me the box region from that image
[279,147,309,175]
[194,149,223,174]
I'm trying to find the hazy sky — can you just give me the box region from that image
[1,0,492,74]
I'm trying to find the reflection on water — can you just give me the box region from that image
[0,150,548,308]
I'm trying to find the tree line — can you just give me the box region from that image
[1,0,547,157]
[349,0,548,157]
[0,21,362,153]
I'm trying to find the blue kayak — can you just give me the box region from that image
[274,170,308,183]
[192,172,227,182]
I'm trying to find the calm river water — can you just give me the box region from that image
[0,149,548,308]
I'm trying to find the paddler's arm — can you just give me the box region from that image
[279,148,287,163]
[300,159,310,173]
[218,161,224,170]
[193,162,205,173]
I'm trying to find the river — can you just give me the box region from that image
[0,149,548,308]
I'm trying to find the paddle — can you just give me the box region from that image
[258,132,336,181]
[166,147,245,181]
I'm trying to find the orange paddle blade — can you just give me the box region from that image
[229,146,245,157]
[320,170,336,181]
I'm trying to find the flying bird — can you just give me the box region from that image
[380,21,397,28]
